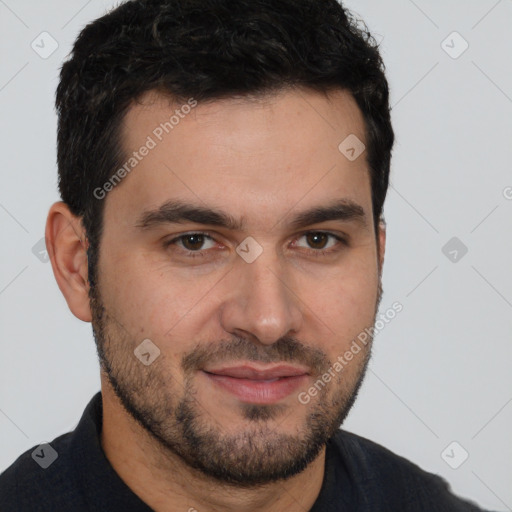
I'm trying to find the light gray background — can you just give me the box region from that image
[1,1,511,510]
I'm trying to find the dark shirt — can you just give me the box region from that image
[0,392,488,511]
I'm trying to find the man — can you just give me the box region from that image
[0,0,489,510]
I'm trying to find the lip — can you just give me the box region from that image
[202,364,310,404]
[203,364,309,380]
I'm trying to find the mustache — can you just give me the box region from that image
[181,335,330,376]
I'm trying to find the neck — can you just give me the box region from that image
[99,381,326,512]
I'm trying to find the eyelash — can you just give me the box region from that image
[163,231,348,259]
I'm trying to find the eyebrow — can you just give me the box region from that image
[134,199,368,232]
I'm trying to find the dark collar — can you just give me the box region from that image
[70,391,343,511]
[69,391,153,511]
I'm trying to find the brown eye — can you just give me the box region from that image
[181,234,206,251]
[163,232,218,258]
[293,232,346,255]
[305,232,329,249]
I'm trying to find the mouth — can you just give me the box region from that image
[201,364,310,404]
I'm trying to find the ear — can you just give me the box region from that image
[377,217,386,275]
[45,201,92,322]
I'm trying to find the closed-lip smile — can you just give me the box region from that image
[201,363,310,404]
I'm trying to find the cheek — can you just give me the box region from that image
[300,285,378,375]
[299,259,379,334]
[100,251,223,346]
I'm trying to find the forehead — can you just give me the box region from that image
[106,87,372,231]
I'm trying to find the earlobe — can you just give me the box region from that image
[45,201,92,322]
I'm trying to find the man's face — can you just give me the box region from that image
[90,88,384,485]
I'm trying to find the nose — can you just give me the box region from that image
[219,250,303,346]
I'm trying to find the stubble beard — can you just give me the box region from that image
[89,277,380,487]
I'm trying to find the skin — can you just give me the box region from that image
[45,87,386,512]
